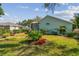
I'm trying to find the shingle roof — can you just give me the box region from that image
[42,15,72,24]
[0,22,21,27]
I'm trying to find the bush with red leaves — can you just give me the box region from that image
[31,38,46,45]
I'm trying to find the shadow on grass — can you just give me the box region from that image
[0,43,20,48]
[0,49,9,56]
[20,40,34,44]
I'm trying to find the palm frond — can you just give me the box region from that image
[44,3,60,14]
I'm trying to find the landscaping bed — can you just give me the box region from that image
[0,30,79,56]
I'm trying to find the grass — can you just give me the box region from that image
[42,35,78,49]
[0,33,79,56]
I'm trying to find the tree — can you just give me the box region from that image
[33,16,41,22]
[0,4,4,16]
[44,3,60,14]
[19,16,41,26]
[72,14,79,29]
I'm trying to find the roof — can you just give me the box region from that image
[41,15,72,24]
[0,22,21,27]
[32,21,39,23]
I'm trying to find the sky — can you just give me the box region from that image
[0,3,79,23]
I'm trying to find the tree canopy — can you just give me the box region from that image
[0,4,4,16]
[72,14,79,29]
[44,3,60,14]
[19,16,41,26]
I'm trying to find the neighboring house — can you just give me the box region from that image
[0,22,22,31]
[39,15,72,34]
[31,21,39,30]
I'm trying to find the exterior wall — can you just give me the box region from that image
[10,26,19,31]
[39,16,72,33]
[31,23,39,30]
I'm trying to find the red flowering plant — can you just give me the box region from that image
[28,30,46,45]
[32,38,46,45]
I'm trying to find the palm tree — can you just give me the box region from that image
[44,3,60,14]
[0,4,4,16]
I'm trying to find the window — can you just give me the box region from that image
[46,23,50,25]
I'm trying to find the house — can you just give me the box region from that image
[31,15,72,34]
[39,15,72,34]
[31,21,39,30]
[0,22,22,31]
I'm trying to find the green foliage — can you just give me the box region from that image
[12,30,20,34]
[0,4,4,16]
[0,28,10,35]
[19,19,33,26]
[3,33,10,37]
[0,43,20,48]
[28,30,42,41]
[59,25,66,35]
[20,29,28,33]
[12,29,28,34]
[19,16,41,27]
[40,29,46,34]
[66,32,75,37]
[72,14,79,29]
[0,41,20,48]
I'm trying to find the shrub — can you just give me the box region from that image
[40,29,46,34]
[20,29,28,33]
[59,25,66,35]
[28,30,42,41]
[0,41,20,48]
[0,43,20,48]
[13,30,20,34]
[0,28,10,35]
[31,38,46,45]
[66,32,75,37]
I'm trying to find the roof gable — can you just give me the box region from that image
[42,15,72,24]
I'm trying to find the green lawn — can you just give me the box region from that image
[0,34,79,56]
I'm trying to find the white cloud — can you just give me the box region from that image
[45,8,49,13]
[54,6,79,19]
[34,8,39,12]
[61,3,69,5]
[68,6,79,11]
[5,12,10,17]
[19,6,29,9]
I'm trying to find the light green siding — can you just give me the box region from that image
[39,16,72,33]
